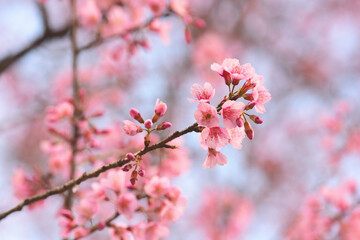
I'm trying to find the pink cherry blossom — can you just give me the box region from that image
[221,100,245,128]
[78,0,101,28]
[144,176,170,198]
[194,102,219,128]
[251,77,271,114]
[211,58,255,85]
[116,192,138,219]
[188,82,215,103]
[73,199,98,224]
[227,127,246,149]
[200,127,229,150]
[203,148,227,168]
[123,120,142,136]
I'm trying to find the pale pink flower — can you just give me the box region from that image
[12,168,33,199]
[123,120,142,136]
[194,102,219,128]
[46,101,74,122]
[188,82,215,103]
[200,127,229,150]
[170,0,189,18]
[73,199,98,224]
[160,198,186,222]
[148,0,167,15]
[227,127,246,149]
[116,192,138,219]
[203,148,227,168]
[100,169,125,193]
[144,176,170,198]
[109,223,132,240]
[211,58,255,85]
[73,227,90,239]
[221,100,245,128]
[78,0,101,28]
[149,19,171,45]
[251,77,271,114]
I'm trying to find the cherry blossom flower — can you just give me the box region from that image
[144,176,170,198]
[221,100,245,128]
[188,82,215,103]
[200,127,229,150]
[227,127,246,149]
[194,102,219,128]
[123,120,142,136]
[211,58,255,85]
[116,192,138,219]
[203,148,227,168]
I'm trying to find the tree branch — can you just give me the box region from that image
[0,122,198,221]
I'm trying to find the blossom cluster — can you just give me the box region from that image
[190,58,271,168]
[286,180,360,240]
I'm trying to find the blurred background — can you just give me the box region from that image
[0,0,360,239]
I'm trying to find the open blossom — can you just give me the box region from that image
[188,82,215,103]
[117,192,138,219]
[221,100,245,128]
[73,199,98,224]
[78,0,101,28]
[123,120,142,136]
[194,102,219,128]
[211,58,255,85]
[144,176,170,198]
[203,148,227,168]
[200,127,229,150]
[252,84,271,114]
[227,127,246,149]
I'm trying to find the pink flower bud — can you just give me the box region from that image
[236,117,244,128]
[126,153,136,161]
[245,102,256,110]
[155,122,172,130]
[144,119,153,129]
[249,115,263,124]
[123,120,143,136]
[223,70,232,86]
[90,109,105,117]
[138,169,145,177]
[97,222,106,230]
[130,170,138,185]
[129,108,144,123]
[243,93,254,101]
[152,99,167,123]
[244,120,254,140]
[122,164,133,172]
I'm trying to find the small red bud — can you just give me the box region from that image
[144,119,153,129]
[249,115,263,124]
[126,153,136,161]
[245,102,256,110]
[97,222,106,230]
[129,108,144,123]
[122,164,133,172]
[244,120,254,140]
[243,93,254,101]
[223,70,232,86]
[155,122,172,130]
[138,169,145,177]
[236,117,244,128]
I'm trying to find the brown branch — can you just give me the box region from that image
[0,3,70,74]
[0,122,199,221]
[77,11,172,53]
[64,0,81,209]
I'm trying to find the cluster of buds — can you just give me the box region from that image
[190,58,271,168]
[122,99,172,184]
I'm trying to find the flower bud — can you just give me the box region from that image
[155,122,172,130]
[138,169,145,177]
[236,117,244,128]
[129,108,144,123]
[122,164,133,172]
[126,153,136,161]
[223,70,232,86]
[97,222,106,230]
[245,102,256,110]
[193,18,206,29]
[244,120,254,140]
[232,78,240,86]
[130,170,138,185]
[152,99,167,123]
[243,93,254,101]
[144,119,153,129]
[249,115,263,124]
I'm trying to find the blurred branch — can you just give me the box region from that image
[0,4,70,74]
[64,0,81,210]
